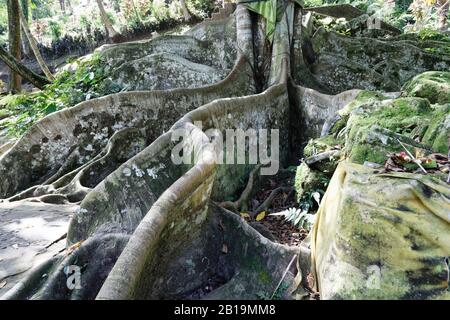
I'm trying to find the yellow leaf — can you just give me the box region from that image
[415,148,426,159]
[256,211,266,221]
[240,212,251,219]
[66,240,83,255]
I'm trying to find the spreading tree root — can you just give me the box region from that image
[1,3,450,300]
[219,164,261,213]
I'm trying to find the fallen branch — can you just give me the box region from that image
[304,150,339,166]
[397,139,427,174]
[253,186,292,215]
[270,254,297,300]
[45,232,67,249]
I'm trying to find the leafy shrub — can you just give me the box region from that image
[48,20,62,42]
[1,54,122,136]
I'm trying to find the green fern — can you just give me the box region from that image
[270,207,316,230]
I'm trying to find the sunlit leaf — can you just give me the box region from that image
[255,211,266,221]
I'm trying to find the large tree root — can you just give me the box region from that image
[219,164,261,213]
[1,3,450,300]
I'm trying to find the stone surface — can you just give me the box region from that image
[311,162,450,300]
[0,201,77,297]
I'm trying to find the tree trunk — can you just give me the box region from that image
[95,0,121,42]
[180,0,192,22]
[59,0,66,13]
[7,0,22,93]
[130,0,143,24]
[437,0,449,31]
[0,46,50,89]
[20,0,31,58]
[19,5,54,80]
[66,0,74,14]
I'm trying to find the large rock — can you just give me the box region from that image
[403,71,450,105]
[308,29,450,94]
[311,162,450,300]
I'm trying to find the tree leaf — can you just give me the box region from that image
[256,211,266,221]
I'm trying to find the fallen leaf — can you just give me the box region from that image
[255,211,266,221]
[222,244,228,254]
[0,281,6,289]
[66,241,83,255]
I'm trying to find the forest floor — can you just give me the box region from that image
[245,169,309,247]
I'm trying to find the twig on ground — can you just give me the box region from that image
[397,139,427,174]
[45,232,67,249]
[270,254,297,300]
[253,186,292,215]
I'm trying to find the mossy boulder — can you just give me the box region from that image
[312,162,450,300]
[295,72,449,210]
[403,71,450,104]
[344,91,449,164]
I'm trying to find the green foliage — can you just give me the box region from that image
[418,28,450,42]
[1,54,122,136]
[48,19,62,41]
[314,16,352,35]
[303,0,323,7]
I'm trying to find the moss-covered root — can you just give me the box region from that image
[403,71,450,104]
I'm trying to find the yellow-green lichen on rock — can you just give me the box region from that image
[311,162,450,300]
[294,162,330,203]
[403,71,450,105]
[344,92,449,164]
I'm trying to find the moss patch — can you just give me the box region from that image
[294,163,329,203]
[403,71,450,105]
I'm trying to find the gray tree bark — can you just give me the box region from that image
[7,0,22,93]
[0,45,50,89]
[19,5,55,80]
[180,0,192,22]
[95,0,121,42]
